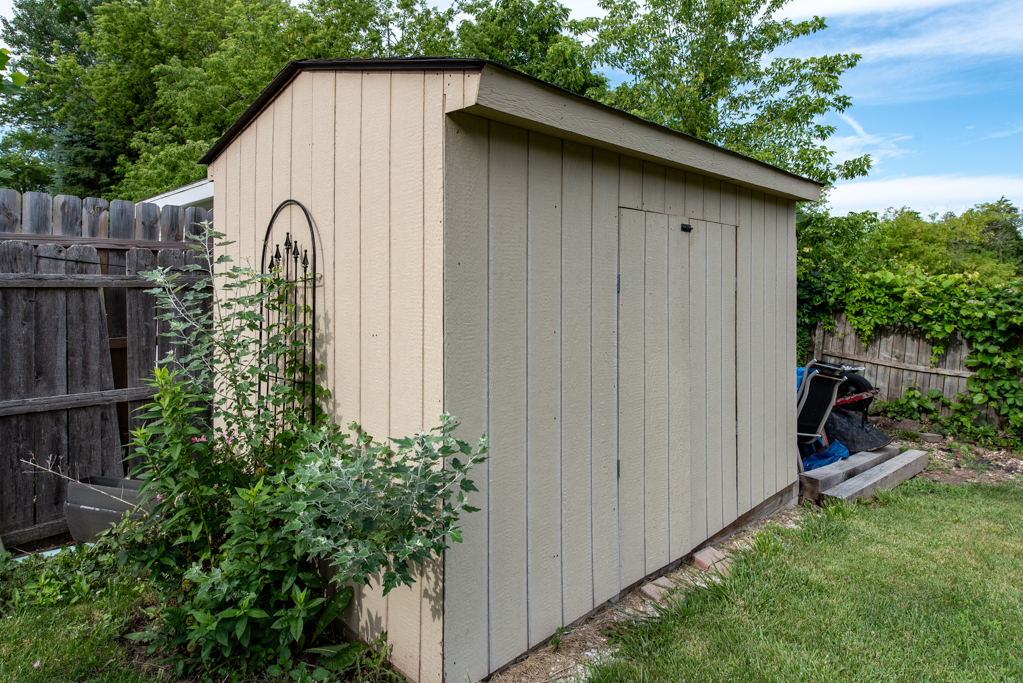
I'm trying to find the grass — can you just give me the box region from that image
[0,584,160,683]
[586,479,1023,683]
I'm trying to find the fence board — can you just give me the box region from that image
[31,245,68,525]
[22,192,51,234]
[0,241,37,537]
[161,205,185,242]
[0,189,19,232]
[125,248,157,470]
[83,198,109,238]
[53,195,83,236]
[67,245,123,480]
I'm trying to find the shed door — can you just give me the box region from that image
[617,208,737,587]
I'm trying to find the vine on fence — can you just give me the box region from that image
[799,266,1023,437]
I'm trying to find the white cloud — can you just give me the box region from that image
[779,0,968,21]
[827,113,912,165]
[828,174,1023,215]
[972,125,1023,143]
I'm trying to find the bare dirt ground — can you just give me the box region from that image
[487,506,807,683]
[890,436,1023,486]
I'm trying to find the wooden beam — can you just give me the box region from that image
[821,352,975,378]
[0,233,200,251]
[0,386,158,417]
[0,273,208,288]
[821,450,929,503]
[1,518,69,548]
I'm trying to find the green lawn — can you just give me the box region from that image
[0,586,160,683]
[587,479,1023,683]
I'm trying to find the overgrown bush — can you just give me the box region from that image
[121,229,487,680]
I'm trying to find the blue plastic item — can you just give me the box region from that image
[801,439,850,471]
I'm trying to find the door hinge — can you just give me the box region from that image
[617,273,621,293]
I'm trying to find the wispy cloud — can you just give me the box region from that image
[780,0,970,21]
[971,125,1023,143]
[828,174,1023,215]
[827,114,912,165]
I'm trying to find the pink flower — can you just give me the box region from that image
[33,661,40,669]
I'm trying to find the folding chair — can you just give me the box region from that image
[795,359,847,472]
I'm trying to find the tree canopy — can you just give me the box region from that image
[2,0,866,200]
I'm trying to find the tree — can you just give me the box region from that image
[455,0,606,96]
[587,0,870,185]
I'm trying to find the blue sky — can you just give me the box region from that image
[3,0,1020,216]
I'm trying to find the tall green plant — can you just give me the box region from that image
[124,229,487,678]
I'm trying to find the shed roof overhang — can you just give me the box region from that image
[199,57,823,202]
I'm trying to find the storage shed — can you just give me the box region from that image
[199,57,822,683]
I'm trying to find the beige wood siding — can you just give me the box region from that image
[443,112,798,683]
[207,68,481,683]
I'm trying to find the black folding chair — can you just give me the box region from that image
[795,359,847,472]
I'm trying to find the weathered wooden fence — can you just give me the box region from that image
[0,189,211,548]
[813,313,980,414]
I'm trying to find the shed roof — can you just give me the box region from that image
[199,57,822,202]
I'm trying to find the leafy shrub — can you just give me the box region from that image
[121,229,486,679]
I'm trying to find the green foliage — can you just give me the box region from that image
[455,0,607,96]
[586,0,870,185]
[121,229,486,678]
[0,128,56,193]
[797,201,1023,442]
[1,0,859,199]
[0,47,28,97]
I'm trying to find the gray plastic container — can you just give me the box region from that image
[64,476,147,542]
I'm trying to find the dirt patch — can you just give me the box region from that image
[487,506,806,683]
[902,437,1023,485]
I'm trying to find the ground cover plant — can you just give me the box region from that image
[585,478,1023,682]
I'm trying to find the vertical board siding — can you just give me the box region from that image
[736,190,754,514]
[688,218,709,542]
[486,121,529,669]
[443,110,490,683]
[617,207,646,586]
[785,202,798,485]
[561,140,594,622]
[643,211,669,572]
[704,220,723,535]
[356,69,392,644]
[420,70,447,683]
[526,131,564,645]
[334,72,362,426]
[752,193,770,505]
[387,70,426,678]
[720,224,738,528]
[667,213,691,561]
[590,149,621,604]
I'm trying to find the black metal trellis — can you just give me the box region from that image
[260,199,317,425]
